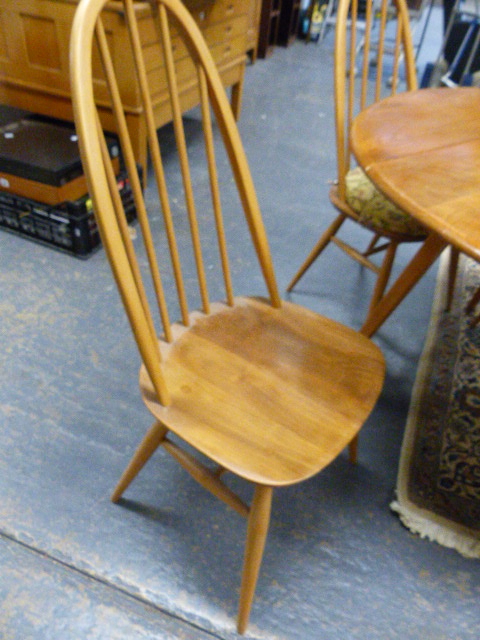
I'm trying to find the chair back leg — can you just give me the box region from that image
[366,240,398,318]
[287,213,347,291]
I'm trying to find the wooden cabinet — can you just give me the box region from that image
[257,0,282,58]
[0,0,259,173]
[277,0,301,46]
[246,0,263,61]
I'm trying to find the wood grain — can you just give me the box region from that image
[70,0,385,631]
[351,87,480,262]
[141,297,385,486]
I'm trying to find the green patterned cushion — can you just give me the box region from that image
[345,166,426,236]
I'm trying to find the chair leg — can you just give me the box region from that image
[237,484,273,635]
[286,213,347,291]
[366,240,398,318]
[348,434,358,464]
[111,420,167,502]
[363,233,382,256]
[466,286,480,315]
[446,247,460,311]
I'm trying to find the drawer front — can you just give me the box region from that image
[190,0,247,26]
[137,0,247,42]
[128,14,246,109]
[140,13,247,65]
[203,14,248,47]
[146,32,245,104]
[210,32,246,66]
[0,0,122,95]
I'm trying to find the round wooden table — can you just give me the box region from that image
[350,86,480,336]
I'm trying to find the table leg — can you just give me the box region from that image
[361,233,447,337]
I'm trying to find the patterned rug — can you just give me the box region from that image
[391,251,480,558]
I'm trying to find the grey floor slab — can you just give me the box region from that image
[1,12,479,640]
[0,535,218,640]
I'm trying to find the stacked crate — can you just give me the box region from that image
[0,117,137,258]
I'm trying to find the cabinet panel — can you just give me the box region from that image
[0,10,9,60]
[22,14,62,69]
[257,0,282,58]
[277,0,300,46]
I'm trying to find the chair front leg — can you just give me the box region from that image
[111,420,167,502]
[237,484,273,634]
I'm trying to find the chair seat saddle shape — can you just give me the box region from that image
[140,297,382,486]
[70,0,385,633]
[287,0,429,322]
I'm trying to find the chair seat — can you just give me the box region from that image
[140,297,385,487]
[345,166,426,237]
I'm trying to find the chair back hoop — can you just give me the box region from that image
[70,0,281,406]
[334,0,417,201]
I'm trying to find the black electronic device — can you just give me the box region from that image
[0,116,120,205]
[0,171,137,258]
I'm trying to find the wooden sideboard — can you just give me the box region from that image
[0,0,258,173]
[257,0,282,58]
[246,0,263,60]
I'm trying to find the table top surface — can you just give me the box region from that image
[351,86,480,263]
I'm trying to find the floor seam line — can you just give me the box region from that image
[0,528,226,640]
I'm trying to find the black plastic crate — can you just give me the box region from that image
[0,171,137,258]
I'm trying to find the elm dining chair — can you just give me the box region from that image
[69,0,385,632]
[287,0,428,323]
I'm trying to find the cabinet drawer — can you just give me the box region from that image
[191,0,247,26]
[210,32,245,65]
[147,32,245,104]
[204,14,248,46]
[141,14,246,79]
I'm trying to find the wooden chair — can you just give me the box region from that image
[287,0,428,323]
[70,0,385,632]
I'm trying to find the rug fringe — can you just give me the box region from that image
[390,500,480,559]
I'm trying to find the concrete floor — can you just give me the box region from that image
[1,11,479,640]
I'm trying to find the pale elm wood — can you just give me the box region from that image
[111,421,168,503]
[352,87,480,336]
[70,0,385,632]
[238,484,273,635]
[140,298,385,487]
[161,437,250,518]
[361,234,447,337]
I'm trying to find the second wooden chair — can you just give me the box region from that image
[287,0,428,322]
